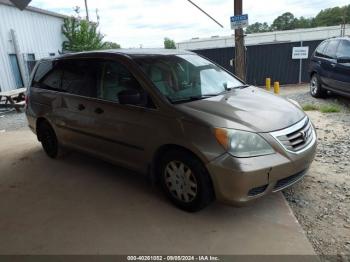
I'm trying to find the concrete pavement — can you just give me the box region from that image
[0,130,316,255]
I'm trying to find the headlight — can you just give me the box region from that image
[287,98,302,109]
[214,128,275,157]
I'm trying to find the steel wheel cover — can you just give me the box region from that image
[164,161,198,203]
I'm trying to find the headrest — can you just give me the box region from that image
[150,67,163,82]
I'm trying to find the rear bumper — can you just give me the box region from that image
[206,130,317,206]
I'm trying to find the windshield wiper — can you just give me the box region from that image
[171,94,218,104]
[234,84,250,89]
[219,84,250,95]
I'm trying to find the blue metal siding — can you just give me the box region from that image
[193,40,323,86]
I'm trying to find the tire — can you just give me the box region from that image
[159,149,214,212]
[310,73,327,98]
[37,121,63,159]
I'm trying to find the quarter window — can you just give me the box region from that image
[32,61,62,91]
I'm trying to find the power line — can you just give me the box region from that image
[185,0,224,28]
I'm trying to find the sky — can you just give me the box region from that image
[31,0,349,48]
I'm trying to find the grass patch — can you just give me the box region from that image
[319,104,341,113]
[301,103,342,113]
[302,104,319,111]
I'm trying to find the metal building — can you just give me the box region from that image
[177,25,350,85]
[0,0,65,92]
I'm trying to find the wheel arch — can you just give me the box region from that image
[151,144,214,189]
[310,70,317,78]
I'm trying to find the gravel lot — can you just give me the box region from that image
[0,108,27,132]
[281,85,350,258]
[1,85,349,257]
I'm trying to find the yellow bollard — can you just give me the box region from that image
[265,78,271,91]
[274,81,280,94]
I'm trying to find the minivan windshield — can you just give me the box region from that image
[134,54,244,103]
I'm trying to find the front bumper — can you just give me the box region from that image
[206,123,317,206]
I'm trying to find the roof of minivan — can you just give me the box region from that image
[56,48,194,60]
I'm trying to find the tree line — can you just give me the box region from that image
[245,4,350,34]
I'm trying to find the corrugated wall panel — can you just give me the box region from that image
[194,40,323,86]
[0,4,64,91]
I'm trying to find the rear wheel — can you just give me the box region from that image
[159,150,214,212]
[310,73,327,98]
[37,121,62,158]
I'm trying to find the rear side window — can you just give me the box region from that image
[324,40,340,59]
[60,59,103,98]
[337,40,350,58]
[32,60,62,91]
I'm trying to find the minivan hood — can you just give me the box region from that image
[177,86,305,132]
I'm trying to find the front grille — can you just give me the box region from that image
[273,169,307,191]
[248,184,268,196]
[271,117,315,153]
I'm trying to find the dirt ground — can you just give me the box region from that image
[280,85,350,258]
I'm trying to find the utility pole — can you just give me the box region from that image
[341,8,346,37]
[234,0,246,81]
[84,0,89,21]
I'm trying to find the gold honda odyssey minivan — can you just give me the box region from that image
[26,49,317,212]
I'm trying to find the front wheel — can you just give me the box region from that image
[310,73,327,98]
[159,150,214,212]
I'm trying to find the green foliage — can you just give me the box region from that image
[164,37,176,49]
[314,6,348,26]
[271,12,297,31]
[295,16,316,29]
[245,4,350,34]
[103,41,121,49]
[302,103,342,113]
[302,104,318,111]
[245,22,271,34]
[62,17,104,51]
[62,16,121,52]
[319,104,341,113]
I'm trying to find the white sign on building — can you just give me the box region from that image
[292,46,309,59]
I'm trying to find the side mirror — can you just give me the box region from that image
[118,89,142,105]
[337,57,350,64]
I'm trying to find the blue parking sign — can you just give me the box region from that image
[230,14,249,29]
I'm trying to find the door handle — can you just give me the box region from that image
[78,104,85,111]
[317,60,322,65]
[94,107,104,114]
[330,63,336,67]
